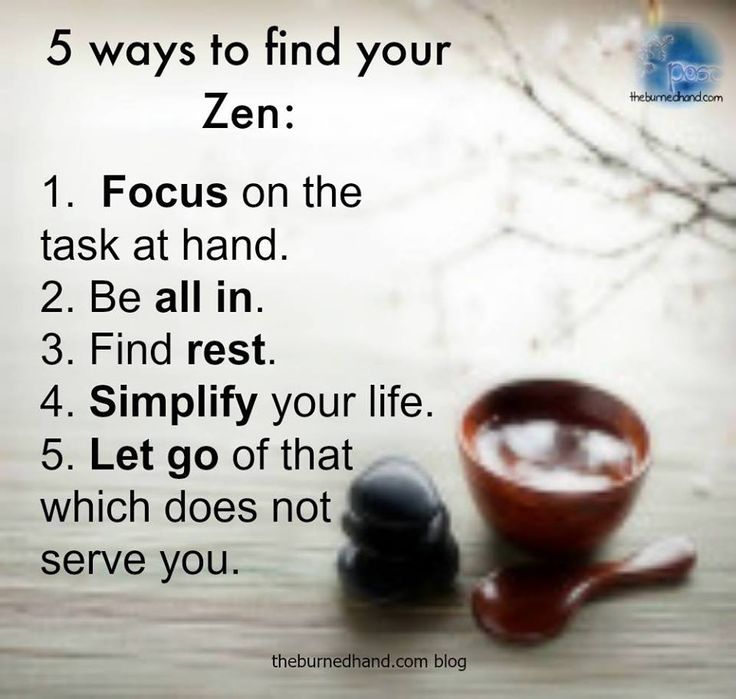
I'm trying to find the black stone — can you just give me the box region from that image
[338,456,459,601]
[341,505,450,559]
[348,456,442,525]
[338,533,458,602]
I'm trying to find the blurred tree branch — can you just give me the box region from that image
[425,0,736,346]
[454,0,735,228]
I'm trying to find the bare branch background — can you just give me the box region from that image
[409,0,736,346]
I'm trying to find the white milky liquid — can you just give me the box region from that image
[474,419,636,492]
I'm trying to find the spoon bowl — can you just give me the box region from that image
[472,536,697,643]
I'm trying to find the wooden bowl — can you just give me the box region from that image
[458,379,651,557]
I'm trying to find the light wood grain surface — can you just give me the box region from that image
[2,364,735,698]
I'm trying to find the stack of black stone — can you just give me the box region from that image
[338,456,459,602]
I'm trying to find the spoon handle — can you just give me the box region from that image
[611,536,697,586]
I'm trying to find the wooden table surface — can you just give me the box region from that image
[1,353,735,698]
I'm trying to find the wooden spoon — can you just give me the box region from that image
[472,536,696,643]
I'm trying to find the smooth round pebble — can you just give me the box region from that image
[348,456,442,525]
[342,505,450,558]
[338,534,459,602]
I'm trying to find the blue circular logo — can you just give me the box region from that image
[639,23,721,102]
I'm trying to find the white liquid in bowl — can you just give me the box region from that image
[474,419,636,492]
